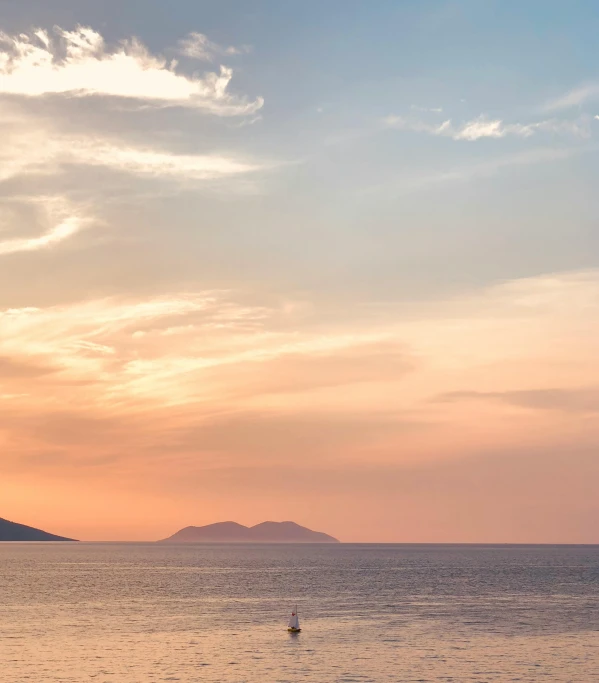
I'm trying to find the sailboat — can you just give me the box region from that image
[287,605,301,632]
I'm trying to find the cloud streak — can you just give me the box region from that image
[178,32,250,61]
[0,198,92,256]
[384,114,590,141]
[2,269,599,412]
[544,83,599,111]
[0,107,264,183]
[67,140,262,180]
[436,388,599,414]
[0,26,263,115]
[0,216,83,255]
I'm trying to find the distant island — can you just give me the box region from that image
[0,517,77,542]
[160,521,340,543]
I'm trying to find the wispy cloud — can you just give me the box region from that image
[383,115,452,136]
[0,198,91,256]
[0,26,263,115]
[68,140,262,180]
[0,288,407,415]
[178,32,251,61]
[544,83,599,111]
[454,117,516,140]
[0,216,82,255]
[384,114,590,141]
[2,269,599,412]
[436,388,599,414]
[0,107,264,183]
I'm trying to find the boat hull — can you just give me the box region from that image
[287,627,301,632]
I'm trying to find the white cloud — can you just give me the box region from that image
[453,117,508,140]
[0,199,91,256]
[384,114,589,141]
[544,83,599,111]
[178,32,250,61]
[67,140,262,179]
[0,26,263,115]
[0,217,80,255]
[0,106,263,183]
[385,115,508,140]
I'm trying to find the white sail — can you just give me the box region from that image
[288,606,300,629]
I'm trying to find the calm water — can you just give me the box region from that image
[1,544,598,682]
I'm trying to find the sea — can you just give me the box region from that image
[1,543,598,682]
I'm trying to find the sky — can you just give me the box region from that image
[1,0,598,542]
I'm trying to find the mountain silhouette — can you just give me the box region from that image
[160,520,339,543]
[0,517,77,541]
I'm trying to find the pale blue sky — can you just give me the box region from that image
[2,0,598,306]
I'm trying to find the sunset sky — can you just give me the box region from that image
[1,0,598,542]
